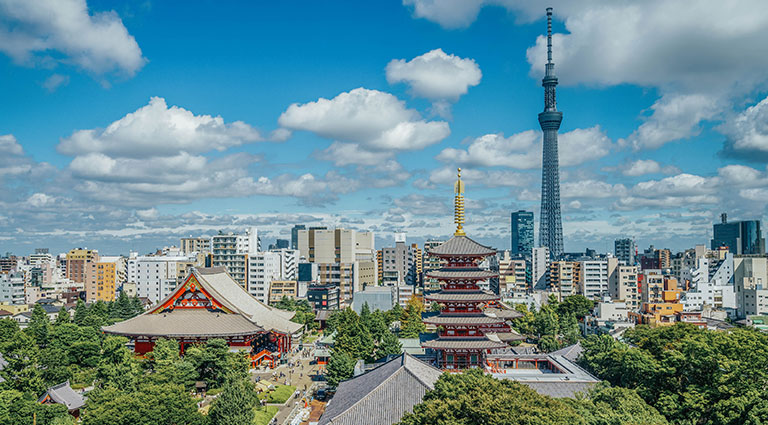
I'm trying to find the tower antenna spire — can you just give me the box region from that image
[454,168,466,236]
[546,7,553,64]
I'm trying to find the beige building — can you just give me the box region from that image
[269,280,298,304]
[66,249,100,302]
[610,265,639,309]
[498,251,528,301]
[548,261,580,300]
[180,237,211,255]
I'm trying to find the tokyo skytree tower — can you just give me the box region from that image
[538,7,564,258]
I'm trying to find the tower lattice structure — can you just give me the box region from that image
[538,7,564,259]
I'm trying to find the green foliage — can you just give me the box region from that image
[97,336,140,391]
[274,296,318,330]
[511,300,581,352]
[378,329,403,358]
[26,304,52,347]
[0,329,45,394]
[399,368,665,425]
[385,302,404,325]
[399,303,426,339]
[82,383,206,425]
[557,295,595,320]
[579,324,768,425]
[326,350,355,387]
[208,373,259,425]
[335,316,374,361]
[0,389,70,425]
[55,306,70,325]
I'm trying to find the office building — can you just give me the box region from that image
[579,258,617,300]
[548,261,580,300]
[291,224,306,250]
[609,265,639,309]
[614,238,636,265]
[511,210,534,258]
[307,284,339,310]
[711,213,765,255]
[422,240,445,292]
[381,234,417,286]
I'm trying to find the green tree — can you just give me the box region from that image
[563,384,668,425]
[0,318,20,345]
[376,330,402,359]
[73,299,87,326]
[385,303,404,325]
[96,336,139,391]
[208,374,259,425]
[399,303,425,338]
[82,383,205,425]
[185,338,232,388]
[557,295,595,320]
[26,303,52,347]
[368,310,390,343]
[54,306,70,326]
[335,318,374,361]
[326,350,355,387]
[0,330,45,394]
[511,303,535,335]
[0,389,70,425]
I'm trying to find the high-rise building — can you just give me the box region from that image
[548,261,580,300]
[498,251,529,301]
[422,240,445,292]
[211,227,259,288]
[291,225,306,250]
[412,243,423,286]
[66,248,100,302]
[180,237,211,255]
[711,213,765,255]
[614,238,636,265]
[381,234,417,286]
[269,239,289,250]
[579,258,617,300]
[532,246,550,290]
[610,265,639,309]
[538,7,564,259]
[96,256,126,302]
[510,210,534,258]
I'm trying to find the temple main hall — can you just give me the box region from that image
[103,267,302,367]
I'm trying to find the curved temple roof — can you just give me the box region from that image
[427,235,495,257]
[103,267,302,338]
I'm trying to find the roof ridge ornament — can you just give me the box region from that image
[454,167,466,236]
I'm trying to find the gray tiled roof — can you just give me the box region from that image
[428,236,495,257]
[523,381,596,398]
[550,342,583,362]
[483,308,524,319]
[422,338,507,350]
[319,353,442,425]
[425,292,499,302]
[425,269,498,279]
[424,315,505,325]
[38,381,85,411]
[102,309,262,337]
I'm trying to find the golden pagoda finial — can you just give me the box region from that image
[454,167,466,236]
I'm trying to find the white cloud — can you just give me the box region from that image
[0,134,23,156]
[719,96,768,156]
[619,94,721,150]
[562,180,626,199]
[386,48,481,100]
[436,126,610,169]
[0,0,146,76]
[58,97,265,158]
[426,166,529,188]
[403,0,486,29]
[279,87,449,166]
[622,159,679,177]
[42,73,69,91]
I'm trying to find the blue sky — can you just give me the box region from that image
[2,0,768,255]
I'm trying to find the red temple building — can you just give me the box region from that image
[103,267,302,367]
[422,168,510,369]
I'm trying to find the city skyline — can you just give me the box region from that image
[3,1,768,255]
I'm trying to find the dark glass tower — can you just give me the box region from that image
[711,213,765,255]
[511,210,534,258]
[538,7,564,259]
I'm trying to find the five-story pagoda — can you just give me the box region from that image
[422,168,509,369]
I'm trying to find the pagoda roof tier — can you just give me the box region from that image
[425,292,499,303]
[428,236,495,257]
[426,269,498,280]
[102,309,262,338]
[424,315,505,326]
[422,338,507,350]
